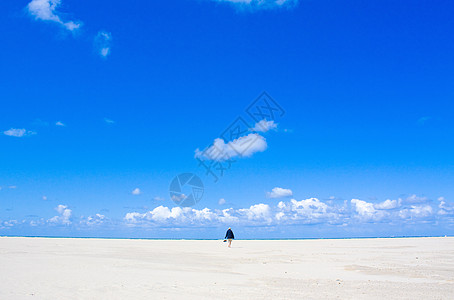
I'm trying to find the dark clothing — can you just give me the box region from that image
[225,229,234,239]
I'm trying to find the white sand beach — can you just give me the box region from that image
[0,237,453,299]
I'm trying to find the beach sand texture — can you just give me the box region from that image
[0,237,453,299]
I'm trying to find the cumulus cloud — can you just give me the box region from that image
[218,198,226,205]
[399,205,433,219]
[438,197,454,215]
[27,0,81,31]
[195,133,267,161]
[3,128,36,137]
[238,204,272,223]
[350,198,435,222]
[48,204,72,225]
[251,120,278,133]
[1,194,449,230]
[351,199,388,222]
[80,214,106,226]
[374,199,399,210]
[131,188,141,195]
[124,198,341,227]
[267,187,293,199]
[94,31,112,58]
[1,220,19,228]
[212,0,298,10]
[276,198,341,224]
[125,206,218,225]
[55,121,65,126]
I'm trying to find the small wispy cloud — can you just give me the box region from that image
[3,128,36,137]
[55,121,65,127]
[27,0,82,32]
[251,119,278,133]
[418,116,431,125]
[153,196,165,201]
[132,188,141,195]
[405,194,429,204]
[94,31,112,58]
[32,119,49,127]
[218,198,226,205]
[212,0,298,10]
[104,118,115,124]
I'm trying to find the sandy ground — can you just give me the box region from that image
[0,237,453,299]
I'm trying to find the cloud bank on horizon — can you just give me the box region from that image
[2,195,453,232]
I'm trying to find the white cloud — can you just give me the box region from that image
[104,118,115,124]
[9,186,17,189]
[48,204,72,225]
[80,214,106,226]
[405,194,429,204]
[132,188,141,195]
[251,120,278,133]
[374,199,399,210]
[239,204,272,223]
[1,220,19,228]
[3,128,36,137]
[10,194,447,230]
[195,133,267,161]
[55,121,65,126]
[438,197,454,215]
[153,196,165,201]
[42,196,48,200]
[213,0,298,10]
[27,0,81,31]
[351,199,388,222]
[276,198,340,224]
[399,205,433,219]
[267,187,293,198]
[125,206,218,225]
[124,198,342,227]
[94,31,112,58]
[171,194,186,202]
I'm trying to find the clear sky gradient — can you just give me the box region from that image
[1,0,453,238]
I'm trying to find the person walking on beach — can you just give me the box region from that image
[224,227,234,248]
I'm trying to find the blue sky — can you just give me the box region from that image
[1,0,453,238]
